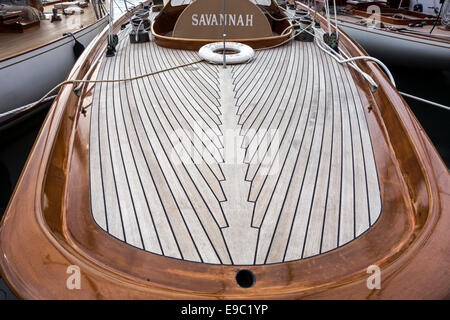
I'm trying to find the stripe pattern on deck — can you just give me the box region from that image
[89,29,382,265]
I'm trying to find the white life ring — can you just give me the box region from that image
[198,42,255,65]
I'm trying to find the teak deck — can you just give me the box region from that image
[89,26,381,265]
[0,3,98,61]
[0,1,448,299]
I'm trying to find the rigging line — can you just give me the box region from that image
[282,20,314,35]
[295,0,338,37]
[0,60,205,119]
[122,0,129,12]
[112,0,124,13]
[309,26,379,87]
[399,92,450,111]
[278,3,296,18]
[305,22,381,88]
[109,0,114,37]
[260,6,292,22]
[315,40,378,88]
[311,25,450,110]
[257,22,314,50]
[430,0,445,34]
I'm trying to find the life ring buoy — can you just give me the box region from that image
[198,42,255,65]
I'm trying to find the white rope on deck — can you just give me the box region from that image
[0,59,205,120]
[296,0,449,111]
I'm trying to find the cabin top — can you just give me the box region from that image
[152,0,293,50]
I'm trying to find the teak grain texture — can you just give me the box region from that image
[89,27,382,265]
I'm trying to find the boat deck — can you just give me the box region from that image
[89,25,382,265]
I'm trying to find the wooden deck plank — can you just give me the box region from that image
[119,40,162,254]
[136,39,232,264]
[341,64,370,237]
[127,40,185,259]
[320,53,344,254]
[109,38,143,249]
[338,53,356,247]
[345,66,382,227]
[301,48,335,259]
[271,43,326,263]
[97,53,125,242]
[254,42,318,264]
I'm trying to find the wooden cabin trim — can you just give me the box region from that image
[152,31,294,51]
[151,0,294,50]
[0,1,448,299]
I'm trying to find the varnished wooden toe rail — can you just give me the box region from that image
[0,1,448,299]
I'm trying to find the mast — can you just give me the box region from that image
[106,0,117,56]
[223,0,227,69]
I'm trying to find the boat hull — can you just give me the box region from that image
[337,20,450,70]
[0,16,109,115]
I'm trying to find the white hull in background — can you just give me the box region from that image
[337,20,450,70]
[0,16,109,115]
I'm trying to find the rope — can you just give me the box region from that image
[260,5,292,22]
[309,23,450,111]
[0,60,204,119]
[256,21,314,51]
[399,91,450,111]
[0,95,57,121]
[281,20,313,35]
[300,22,379,88]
